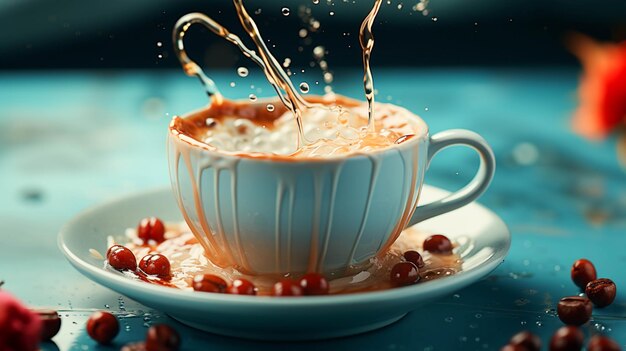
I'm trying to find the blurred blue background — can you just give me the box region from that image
[1,0,626,69]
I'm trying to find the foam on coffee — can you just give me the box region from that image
[173,95,426,158]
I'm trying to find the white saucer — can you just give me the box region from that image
[58,185,510,340]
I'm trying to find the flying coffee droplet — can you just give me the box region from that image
[312,0,319,4]
[313,46,325,59]
[282,58,291,68]
[329,11,335,16]
[156,41,163,47]
[282,7,290,16]
[266,104,275,112]
[229,82,236,87]
[237,67,249,77]
[299,82,310,94]
[299,29,308,38]
[249,94,257,102]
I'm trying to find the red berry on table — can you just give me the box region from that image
[585,278,617,308]
[139,254,171,278]
[571,258,597,289]
[272,279,304,296]
[549,326,584,351]
[86,311,119,344]
[587,335,621,351]
[106,245,137,271]
[509,331,541,351]
[146,324,181,351]
[557,296,592,326]
[33,309,61,340]
[299,273,330,295]
[137,217,166,244]
[390,262,420,286]
[227,279,257,295]
[192,274,227,293]
[423,234,453,254]
[403,250,425,268]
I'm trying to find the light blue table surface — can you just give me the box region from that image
[1,68,625,350]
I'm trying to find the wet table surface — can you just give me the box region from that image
[1,68,625,350]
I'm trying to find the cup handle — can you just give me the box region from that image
[407,129,496,226]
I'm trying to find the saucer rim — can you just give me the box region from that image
[58,185,510,308]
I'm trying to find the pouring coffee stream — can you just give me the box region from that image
[173,0,386,151]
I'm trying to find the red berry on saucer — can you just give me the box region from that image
[227,279,256,295]
[390,262,420,286]
[272,279,304,296]
[139,254,171,278]
[86,311,119,344]
[146,324,181,351]
[138,217,166,244]
[299,273,330,295]
[423,234,453,254]
[403,250,425,268]
[106,245,137,271]
[192,274,227,293]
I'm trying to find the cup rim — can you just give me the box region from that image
[168,95,429,163]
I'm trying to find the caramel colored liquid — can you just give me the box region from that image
[169,95,423,159]
[173,0,389,153]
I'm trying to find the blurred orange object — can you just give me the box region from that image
[569,34,626,139]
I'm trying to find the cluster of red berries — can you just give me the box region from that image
[390,234,453,286]
[106,217,172,278]
[500,258,619,351]
[86,311,180,351]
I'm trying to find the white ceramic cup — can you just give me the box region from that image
[168,102,495,275]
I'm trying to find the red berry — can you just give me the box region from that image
[146,324,181,351]
[390,262,420,286]
[571,259,597,289]
[549,326,584,351]
[192,274,227,293]
[585,278,617,308]
[403,250,425,268]
[33,309,61,340]
[139,254,171,278]
[227,279,257,295]
[423,234,453,254]
[587,335,621,351]
[106,245,137,271]
[299,273,330,295]
[272,279,303,296]
[557,296,592,326]
[509,331,541,351]
[86,311,119,344]
[138,217,166,244]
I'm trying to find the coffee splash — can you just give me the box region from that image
[173,0,391,155]
[360,0,383,131]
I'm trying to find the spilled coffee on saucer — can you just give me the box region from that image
[99,1,465,296]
